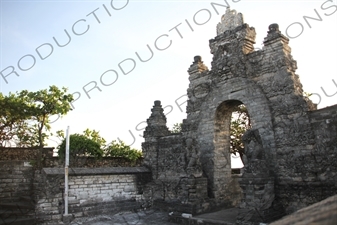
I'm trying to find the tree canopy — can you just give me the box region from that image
[57,129,142,164]
[0,85,74,148]
[230,104,251,158]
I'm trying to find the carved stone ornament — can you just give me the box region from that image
[216,7,244,35]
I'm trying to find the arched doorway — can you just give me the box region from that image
[195,77,277,208]
[212,100,248,207]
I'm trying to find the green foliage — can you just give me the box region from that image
[58,134,103,160]
[104,140,142,161]
[0,92,31,147]
[18,85,74,147]
[57,129,105,160]
[171,123,182,133]
[0,86,73,148]
[57,129,142,163]
[83,128,106,146]
[230,105,251,156]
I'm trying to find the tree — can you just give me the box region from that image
[83,128,106,147]
[57,129,105,161]
[104,140,142,162]
[18,86,74,148]
[230,104,251,159]
[0,86,73,167]
[58,133,103,166]
[57,129,142,164]
[0,93,32,147]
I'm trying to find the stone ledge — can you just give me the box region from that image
[43,167,150,176]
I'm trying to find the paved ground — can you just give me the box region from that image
[68,208,239,225]
[193,208,238,223]
[69,209,177,225]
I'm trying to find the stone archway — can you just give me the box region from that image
[141,7,337,224]
[195,77,277,207]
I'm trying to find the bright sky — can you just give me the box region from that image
[1,0,337,151]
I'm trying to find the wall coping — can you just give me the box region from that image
[43,167,150,176]
[0,147,54,150]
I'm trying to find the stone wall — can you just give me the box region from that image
[0,148,52,202]
[275,105,337,213]
[0,147,143,168]
[34,167,151,223]
[0,147,54,161]
[0,161,34,200]
[0,147,150,224]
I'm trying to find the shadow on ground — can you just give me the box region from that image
[70,209,177,225]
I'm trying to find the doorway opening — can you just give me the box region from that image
[230,104,251,174]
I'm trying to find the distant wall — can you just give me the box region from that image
[0,147,143,168]
[0,147,54,161]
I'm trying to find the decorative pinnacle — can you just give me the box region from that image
[216,8,244,35]
[263,23,289,44]
[188,55,208,75]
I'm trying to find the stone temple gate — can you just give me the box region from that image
[141,8,337,224]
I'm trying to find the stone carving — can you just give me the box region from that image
[193,83,210,99]
[241,129,267,175]
[185,138,202,177]
[216,7,244,35]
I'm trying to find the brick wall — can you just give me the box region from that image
[35,167,151,223]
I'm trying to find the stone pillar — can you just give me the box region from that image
[142,100,170,179]
[186,55,209,114]
[262,23,317,215]
[262,23,316,112]
[183,56,209,135]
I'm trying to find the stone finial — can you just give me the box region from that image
[148,101,167,126]
[216,8,244,35]
[268,23,280,34]
[188,55,208,75]
[193,56,202,64]
[143,100,170,138]
[263,23,289,45]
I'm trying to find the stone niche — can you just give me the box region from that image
[141,8,337,224]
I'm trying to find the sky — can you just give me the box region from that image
[1,0,337,153]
